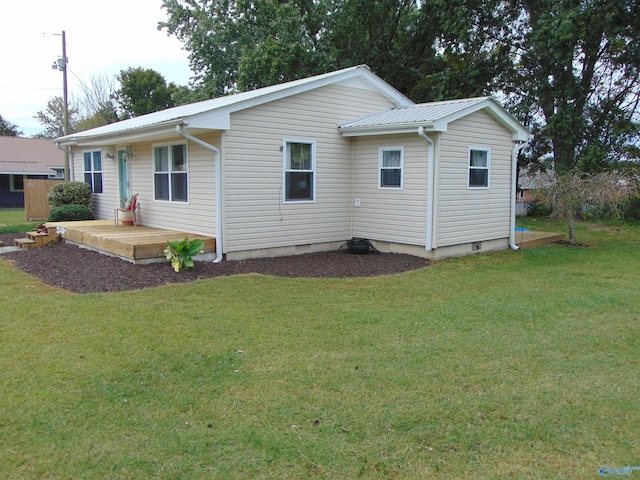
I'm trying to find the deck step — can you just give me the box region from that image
[14,238,38,249]
[14,227,60,249]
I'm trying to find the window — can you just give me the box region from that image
[154,143,188,202]
[284,140,315,202]
[468,148,490,188]
[9,175,24,192]
[379,147,404,188]
[83,151,103,194]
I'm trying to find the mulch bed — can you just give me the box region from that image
[0,233,431,294]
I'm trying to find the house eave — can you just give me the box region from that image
[55,120,191,147]
[339,122,436,137]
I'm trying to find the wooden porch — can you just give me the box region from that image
[515,230,565,248]
[46,220,216,264]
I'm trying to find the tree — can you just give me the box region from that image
[159,1,432,96]
[74,74,119,131]
[532,172,637,243]
[115,67,179,118]
[0,115,22,136]
[426,0,640,174]
[33,97,79,139]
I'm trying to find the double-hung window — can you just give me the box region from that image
[154,143,188,202]
[379,147,404,189]
[468,147,490,188]
[83,151,103,194]
[284,140,315,202]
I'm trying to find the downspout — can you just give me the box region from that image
[55,143,73,181]
[176,125,224,263]
[418,127,435,251]
[510,141,527,251]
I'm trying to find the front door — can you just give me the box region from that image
[117,149,130,206]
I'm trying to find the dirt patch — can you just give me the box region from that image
[0,233,431,294]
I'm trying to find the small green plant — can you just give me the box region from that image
[47,204,94,222]
[164,237,204,272]
[47,182,92,208]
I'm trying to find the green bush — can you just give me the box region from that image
[47,182,92,208]
[623,196,640,221]
[47,204,94,222]
[525,198,552,217]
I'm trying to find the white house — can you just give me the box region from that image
[55,65,530,261]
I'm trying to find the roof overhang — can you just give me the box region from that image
[339,97,531,141]
[339,122,436,137]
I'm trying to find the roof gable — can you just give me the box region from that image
[339,97,530,141]
[56,65,413,146]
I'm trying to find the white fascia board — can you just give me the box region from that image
[64,124,185,147]
[339,122,436,137]
[441,98,530,141]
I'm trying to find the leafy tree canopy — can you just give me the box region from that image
[0,115,22,136]
[115,67,179,118]
[160,0,640,175]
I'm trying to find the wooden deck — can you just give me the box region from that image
[47,220,216,264]
[515,230,565,248]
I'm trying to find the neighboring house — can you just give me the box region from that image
[55,65,530,261]
[0,136,65,207]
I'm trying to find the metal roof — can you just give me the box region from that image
[56,65,413,144]
[339,97,490,128]
[0,137,64,174]
[339,96,530,141]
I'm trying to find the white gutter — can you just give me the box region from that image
[418,127,436,251]
[510,141,528,251]
[176,125,224,263]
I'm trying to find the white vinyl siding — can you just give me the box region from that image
[223,84,396,253]
[352,134,429,246]
[436,110,513,247]
[73,133,219,237]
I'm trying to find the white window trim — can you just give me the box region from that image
[83,150,103,195]
[9,174,24,192]
[152,141,189,203]
[282,138,316,203]
[468,146,491,189]
[378,146,404,190]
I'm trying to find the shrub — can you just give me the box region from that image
[47,182,92,208]
[526,196,552,217]
[623,196,640,221]
[48,204,94,222]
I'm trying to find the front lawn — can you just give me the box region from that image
[0,208,38,233]
[0,220,638,479]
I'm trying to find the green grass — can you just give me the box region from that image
[1,220,638,479]
[0,208,39,233]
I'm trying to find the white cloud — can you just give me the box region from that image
[0,0,193,136]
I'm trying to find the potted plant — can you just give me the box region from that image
[117,194,138,226]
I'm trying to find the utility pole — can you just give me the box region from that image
[52,31,70,180]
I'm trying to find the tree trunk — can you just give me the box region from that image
[567,214,576,245]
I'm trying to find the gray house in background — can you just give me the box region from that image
[55,65,530,261]
[0,137,65,207]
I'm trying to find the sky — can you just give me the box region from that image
[0,0,193,137]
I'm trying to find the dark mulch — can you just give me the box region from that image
[0,233,431,294]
